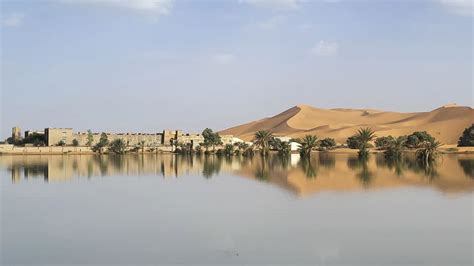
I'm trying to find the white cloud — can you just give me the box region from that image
[310,41,338,57]
[3,13,25,27]
[239,0,300,10]
[58,0,173,18]
[211,53,236,65]
[439,0,473,16]
[258,15,286,30]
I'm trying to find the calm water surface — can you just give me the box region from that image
[1,153,473,265]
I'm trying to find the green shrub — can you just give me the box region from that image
[320,138,336,150]
[109,139,127,154]
[458,124,474,147]
[375,136,395,150]
[72,139,79,146]
[406,131,434,148]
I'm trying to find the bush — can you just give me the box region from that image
[458,124,474,147]
[224,144,234,156]
[406,131,434,148]
[375,136,395,150]
[346,135,361,149]
[57,140,66,146]
[72,139,79,146]
[109,139,127,154]
[319,138,336,150]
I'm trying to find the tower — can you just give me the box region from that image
[12,127,21,141]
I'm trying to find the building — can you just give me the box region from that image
[45,128,74,146]
[10,127,237,148]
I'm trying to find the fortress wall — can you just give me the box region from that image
[72,132,163,147]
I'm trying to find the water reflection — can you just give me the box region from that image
[458,158,474,178]
[1,153,474,196]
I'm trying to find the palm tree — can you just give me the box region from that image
[298,135,318,158]
[253,130,273,156]
[384,136,406,159]
[355,128,376,158]
[416,139,442,165]
[277,141,291,156]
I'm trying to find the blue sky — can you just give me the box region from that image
[1,0,472,138]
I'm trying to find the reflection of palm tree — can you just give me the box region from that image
[403,154,439,180]
[377,154,406,177]
[202,155,222,179]
[347,156,373,188]
[299,157,317,178]
[357,161,373,188]
[276,154,290,170]
[318,153,335,169]
[255,156,269,181]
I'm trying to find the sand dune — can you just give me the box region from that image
[220,104,474,144]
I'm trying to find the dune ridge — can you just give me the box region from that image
[220,104,474,144]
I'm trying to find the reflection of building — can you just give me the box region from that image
[1,154,473,195]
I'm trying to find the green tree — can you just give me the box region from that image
[298,135,318,158]
[92,132,109,154]
[72,139,79,147]
[139,140,146,153]
[194,145,203,154]
[458,124,474,147]
[202,128,222,152]
[253,130,273,156]
[406,131,434,148]
[375,136,395,150]
[277,141,291,156]
[354,128,376,158]
[109,139,127,154]
[416,139,442,165]
[384,136,406,159]
[57,140,66,146]
[224,144,234,156]
[86,129,94,147]
[319,138,336,150]
[346,135,361,149]
[23,133,46,146]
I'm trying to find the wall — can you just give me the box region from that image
[73,132,163,147]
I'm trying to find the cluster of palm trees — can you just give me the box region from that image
[252,130,320,158]
[349,127,441,166]
[253,127,442,166]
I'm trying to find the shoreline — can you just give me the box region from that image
[1,146,473,156]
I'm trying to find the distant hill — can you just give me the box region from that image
[220,104,474,144]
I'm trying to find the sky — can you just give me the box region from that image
[1,0,472,138]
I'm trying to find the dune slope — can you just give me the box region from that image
[220,104,474,144]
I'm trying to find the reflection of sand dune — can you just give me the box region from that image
[220,104,474,144]
[235,154,474,196]
[1,154,473,196]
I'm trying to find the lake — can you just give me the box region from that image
[1,153,473,265]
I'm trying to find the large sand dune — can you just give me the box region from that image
[220,104,474,144]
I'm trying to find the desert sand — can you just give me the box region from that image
[220,103,474,145]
